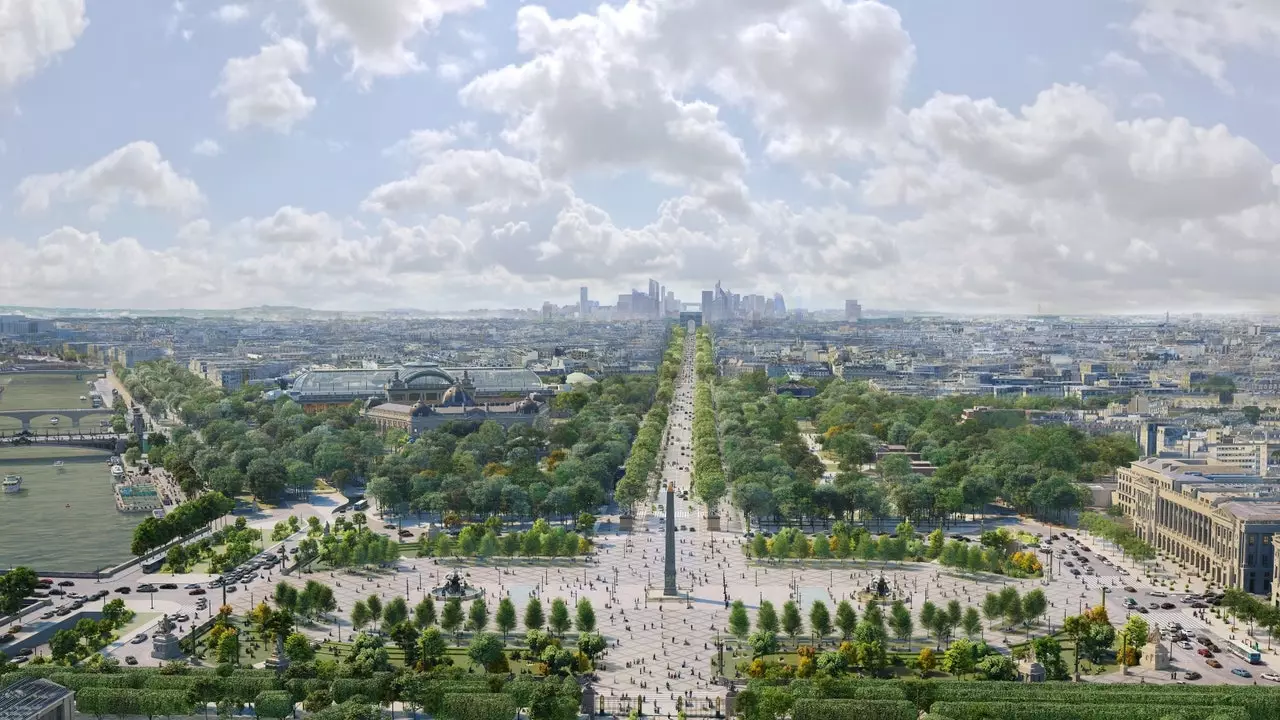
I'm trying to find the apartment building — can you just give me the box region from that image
[1116,458,1280,595]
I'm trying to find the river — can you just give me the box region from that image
[0,446,142,572]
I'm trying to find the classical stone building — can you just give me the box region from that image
[1116,457,1280,594]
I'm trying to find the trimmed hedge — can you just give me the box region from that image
[928,702,1249,720]
[440,693,518,720]
[74,687,195,717]
[792,699,917,720]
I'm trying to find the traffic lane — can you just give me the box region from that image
[1167,641,1265,686]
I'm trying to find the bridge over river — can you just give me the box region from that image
[0,430,126,452]
[0,407,116,432]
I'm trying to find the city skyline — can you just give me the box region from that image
[1,1,1278,313]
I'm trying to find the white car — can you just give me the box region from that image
[1150,591,1168,597]
[1179,641,1193,650]
[1262,673,1280,683]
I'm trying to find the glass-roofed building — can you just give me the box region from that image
[287,363,545,412]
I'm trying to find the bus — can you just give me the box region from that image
[1227,638,1262,665]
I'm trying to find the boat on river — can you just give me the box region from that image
[110,464,125,480]
[53,461,65,472]
[2,475,22,494]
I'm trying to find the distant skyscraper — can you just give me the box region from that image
[701,290,713,321]
[579,287,589,319]
[845,299,862,322]
[773,293,786,315]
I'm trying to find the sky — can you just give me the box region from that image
[1,0,1279,313]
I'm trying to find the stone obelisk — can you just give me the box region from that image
[663,481,678,596]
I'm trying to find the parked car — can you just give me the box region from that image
[1191,602,1209,609]
[124,656,138,665]
[158,583,177,590]
[1183,671,1201,680]
[1262,672,1280,683]
[1233,668,1252,678]
[1149,602,1160,609]
[1124,586,1137,593]
[189,588,206,596]
[1135,606,1149,613]
[1206,659,1223,669]
[1198,648,1213,658]
[1150,590,1168,597]
[56,580,74,587]
[131,633,148,644]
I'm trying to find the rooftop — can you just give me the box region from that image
[0,678,73,720]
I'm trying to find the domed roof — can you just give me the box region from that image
[565,372,597,386]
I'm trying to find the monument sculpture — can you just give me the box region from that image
[664,481,678,596]
[150,614,182,660]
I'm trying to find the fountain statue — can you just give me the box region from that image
[430,569,482,600]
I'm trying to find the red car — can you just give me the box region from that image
[1198,648,1213,658]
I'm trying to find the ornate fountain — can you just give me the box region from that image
[430,569,483,600]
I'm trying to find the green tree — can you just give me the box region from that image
[729,600,751,641]
[808,601,832,645]
[467,632,506,671]
[418,626,447,668]
[413,596,437,629]
[575,598,596,632]
[835,600,858,640]
[284,632,315,663]
[549,598,571,637]
[757,600,779,633]
[962,607,983,639]
[748,630,779,658]
[350,601,371,632]
[781,601,803,641]
[365,595,383,631]
[524,597,545,630]
[469,598,489,632]
[888,600,913,650]
[441,598,464,639]
[496,597,517,639]
[382,597,408,629]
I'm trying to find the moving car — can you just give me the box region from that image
[1183,671,1201,680]
[130,633,148,644]
[125,656,138,665]
[1161,602,1176,610]
[1262,672,1280,682]
[188,588,206,596]
[1233,668,1252,678]
[1206,659,1223,668]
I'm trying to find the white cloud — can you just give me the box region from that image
[192,139,223,157]
[250,206,345,244]
[362,148,550,214]
[383,127,458,161]
[212,4,249,24]
[215,38,316,133]
[0,0,87,89]
[0,227,216,307]
[1096,51,1146,77]
[1131,91,1164,110]
[460,0,913,203]
[301,0,484,84]
[1129,0,1280,90]
[16,141,204,217]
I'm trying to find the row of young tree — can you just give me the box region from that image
[1078,511,1156,563]
[130,492,236,556]
[614,327,684,514]
[691,327,727,513]
[412,522,590,559]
